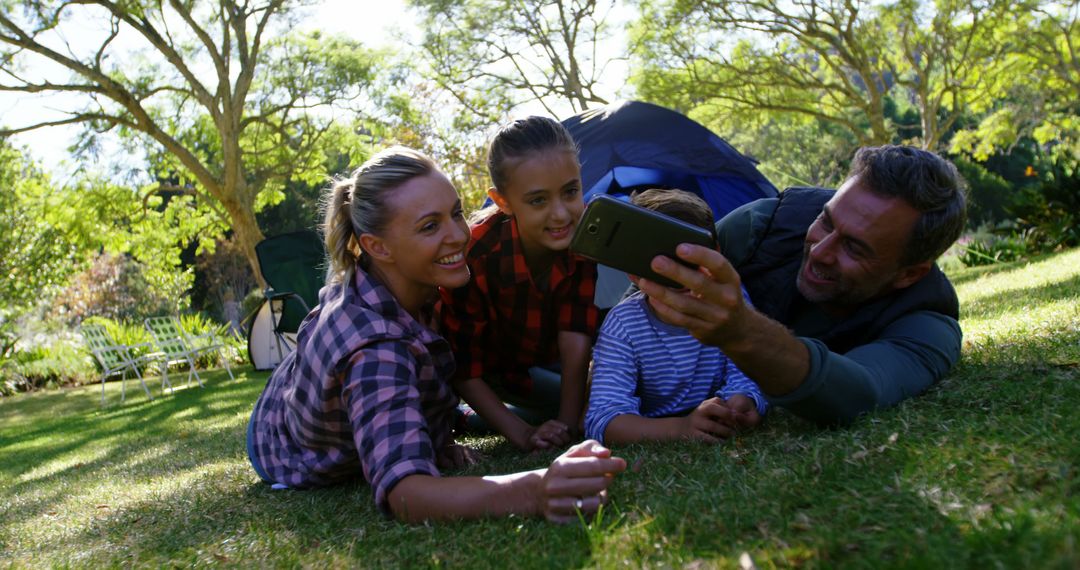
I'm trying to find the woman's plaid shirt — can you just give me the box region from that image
[249,268,458,514]
[438,211,600,395]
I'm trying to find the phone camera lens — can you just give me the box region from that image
[586,223,599,235]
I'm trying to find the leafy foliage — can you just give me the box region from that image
[411,0,620,117]
[52,254,178,325]
[0,1,387,281]
[0,146,82,357]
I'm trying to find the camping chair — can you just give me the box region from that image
[247,230,325,369]
[144,316,235,390]
[80,323,163,405]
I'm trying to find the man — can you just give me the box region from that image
[638,145,967,426]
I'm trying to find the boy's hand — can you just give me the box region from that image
[724,394,762,429]
[679,397,737,442]
[527,419,572,450]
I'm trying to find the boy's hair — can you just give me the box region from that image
[321,146,438,283]
[631,188,717,241]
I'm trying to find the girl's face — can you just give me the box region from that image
[366,171,471,294]
[490,149,584,258]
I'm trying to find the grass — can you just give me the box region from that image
[2,248,1080,568]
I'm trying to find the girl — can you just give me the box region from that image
[247,147,624,523]
[439,117,601,451]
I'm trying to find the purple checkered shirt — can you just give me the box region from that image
[248,267,458,514]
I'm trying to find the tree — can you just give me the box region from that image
[410,0,621,118]
[0,0,381,283]
[950,0,1079,159]
[0,145,79,358]
[633,0,1016,150]
[886,0,1016,150]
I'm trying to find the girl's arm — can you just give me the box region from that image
[556,331,592,433]
[455,376,540,450]
[387,440,627,523]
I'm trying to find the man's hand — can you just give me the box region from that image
[724,394,763,429]
[639,243,811,398]
[679,397,738,442]
[526,419,572,451]
[538,440,627,524]
[637,244,748,348]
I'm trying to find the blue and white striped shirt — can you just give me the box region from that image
[585,290,769,443]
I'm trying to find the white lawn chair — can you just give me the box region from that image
[80,323,164,405]
[144,316,235,390]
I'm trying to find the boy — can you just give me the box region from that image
[584,189,768,445]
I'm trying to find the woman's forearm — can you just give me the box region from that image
[387,471,543,523]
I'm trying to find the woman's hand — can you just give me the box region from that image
[538,440,627,523]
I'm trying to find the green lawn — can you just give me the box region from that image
[2,248,1079,568]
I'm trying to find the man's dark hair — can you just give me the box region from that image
[631,188,717,241]
[849,145,967,265]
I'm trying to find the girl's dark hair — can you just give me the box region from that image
[487,116,578,192]
[321,146,437,283]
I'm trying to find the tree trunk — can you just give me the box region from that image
[221,196,268,291]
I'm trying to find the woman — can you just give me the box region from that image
[246,147,625,523]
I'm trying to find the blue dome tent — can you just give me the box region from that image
[562,100,778,307]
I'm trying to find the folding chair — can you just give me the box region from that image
[144,316,235,390]
[247,230,326,370]
[80,323,163,405]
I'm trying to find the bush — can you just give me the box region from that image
[176,313,245,368]
[53,254,175,325]
[958,224,1039,267]
[953,156,1014,227]
[1,331,96,395]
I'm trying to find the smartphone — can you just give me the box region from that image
[570,194,716,289]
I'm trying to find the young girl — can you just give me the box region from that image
[439,117,601,451]
[247,147,624,523]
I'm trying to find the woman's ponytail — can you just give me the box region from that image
[320,146,439,284]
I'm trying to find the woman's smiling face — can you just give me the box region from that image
[376,171,472,291]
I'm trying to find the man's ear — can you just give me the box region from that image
[488,187,513,215]
[358,232,394,264]
[891,261,932,291]
[627,274,641,287]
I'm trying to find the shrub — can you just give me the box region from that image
[176,313,244,367]
[54,254,175,324]
[958,225,1038,267]
[1,331,96,395]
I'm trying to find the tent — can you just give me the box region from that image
[563,100,778,306]
[566,100,777,216]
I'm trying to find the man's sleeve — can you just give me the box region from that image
[767,311,962,425]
